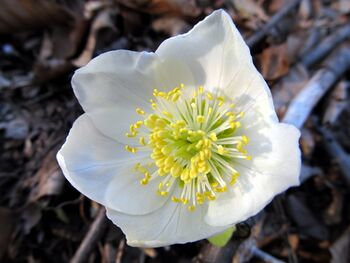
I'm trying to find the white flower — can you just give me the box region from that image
[57,9,301,247]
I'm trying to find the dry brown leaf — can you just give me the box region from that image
[231,0,269,21]
[300,128,315,158]
[268,0,289,13]
[0,0,82,33]
[288,234,300,251]
[272,65,309,117]
[115,0,200,17]
[323,81,349,125]
[152,17,190,36]
[259,43,290,81]
[323,189,343,226]
[1,0,88,61]
[29,151,64,201]
[72,9,118,67]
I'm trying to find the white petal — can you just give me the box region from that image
[205,123,301,227]
[57,114,168,215]
[72,50,198,144]
[72,50,160,143]
[106,188,228,247]
[156,9,277,123]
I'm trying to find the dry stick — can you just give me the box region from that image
[317,126,350,188]
[195,241,238,263]
[283,45,350,129]
[71,207,109,263]
[250,246,286,263]
[300,24,350,68]
[246,0,301,48]
[273,23,350,111]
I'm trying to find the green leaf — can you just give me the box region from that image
[207,226,236,247]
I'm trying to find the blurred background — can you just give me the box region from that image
[0,0,350,262]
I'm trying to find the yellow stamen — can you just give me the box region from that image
[125,145,137,153]
[196,115,205,123]
[136,108,145,115]
[126,84,253,211]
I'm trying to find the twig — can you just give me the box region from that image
[301,24,350,68]
[250,246,286,263]
[115,239,125,263]
[282,45,350,129]
[273,25,350,111]
[317,125,350,188]
[70,207,109,263]
[246,0,301,48]
[195,241,238,263]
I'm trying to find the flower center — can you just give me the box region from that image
[125,84,251,211]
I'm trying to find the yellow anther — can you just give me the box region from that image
[180,83,185,88]
[151,103,157,109]
[217,145,227,155]
[196,115,205,123]
[238,111,245,118]
[207,194,216,201]
[136,120,143,127]
[172,92,180,102]
[125,145,138,153]
[125,132,137,138]
[199,151,205,161]
[182,198,189,205]
[155,118,167,128]
[242,135,249,145]
[195,140,203,149]
[140,178,149,185]
[161,145,173,155]
[235,122,241,128]
[136,108,145,115]
[139,137,146,146]
[170,164,181,178]
[187,205,195,212]
[171,196,182,203]
[199,86,204,94]
[209,132,217,141]
[158,91,166,98]
[158,168,166,176]
[217,96,225,106]
[246,156,252,160]
[160,191,168,196]
[229,172,240,185]
[180,168,190,181]
[165,156,174,166]
[210,182,219,188]
[189,167,198,179]
[215,185,227,193]
[162,111,173,119]
[206,92,213,100]
[176,120,186,128]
